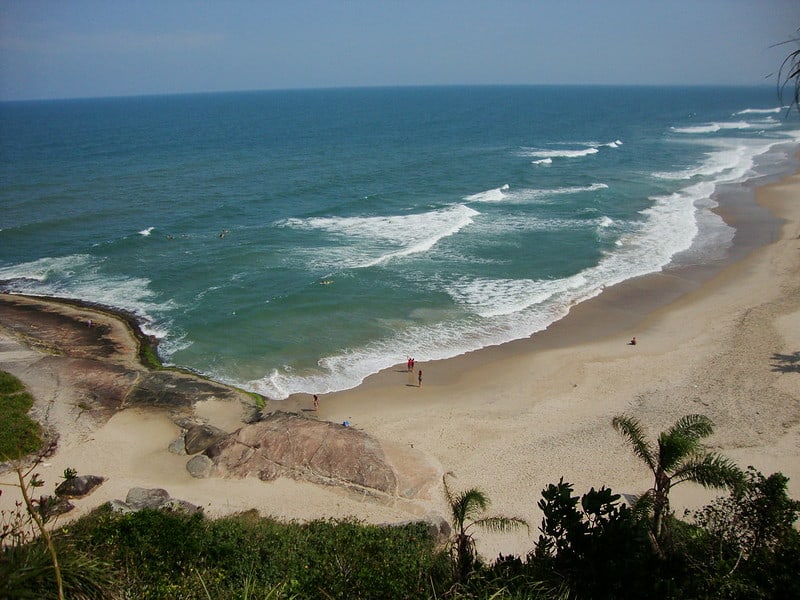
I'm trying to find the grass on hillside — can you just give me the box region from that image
[0,370,44,461]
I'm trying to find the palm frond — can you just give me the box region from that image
[628,489,656,521]
[657,415,713,471]
[454,488,491,525]
[671,453,743,490]
[658,431,702,473]
[777,37,800,112]
[612,414,656,471]
[443,471,457,506]
[470,515,529,535]
[665,414,714,441]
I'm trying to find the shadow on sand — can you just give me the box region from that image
[771,351,800,373]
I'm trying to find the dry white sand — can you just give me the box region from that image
[2,169,799,561]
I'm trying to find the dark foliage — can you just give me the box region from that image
[681,468,800,600]
[531,479,659,599]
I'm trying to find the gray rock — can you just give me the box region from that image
[38,495,74,519]
[186,454,214,478]
[126,487,170,509]
[426,514,452,544]
[108,499,133,514]
[54,474,105,498]
[160,498,202,513]
[110,490,201,514]
[168,435,187,455]
[184,424,228,454]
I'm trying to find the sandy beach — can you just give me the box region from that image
[2,167,799,560]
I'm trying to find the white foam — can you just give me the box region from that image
[464,185,510,202]
[734,107,783,115]
[525,147,600,159]
[598,216,614,228]
[0,254,174,339]
[522,140,621,159]
[485,183,608,205]
[0,254,93,283]
[532,158,552,165]
[553,182,608,194]
[446,276,579,318]
[653,138,780,182]
[139,227,154,236]
[280,204,480,269]
[671,121,753,134]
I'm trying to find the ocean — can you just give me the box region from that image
[1,86,798,399]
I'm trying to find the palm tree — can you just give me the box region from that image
[442,472,528,583]
[776,28,800,113]
[612,414,742,545]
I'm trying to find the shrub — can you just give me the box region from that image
[64,506,446,599]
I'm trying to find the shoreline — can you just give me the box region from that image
[2,162,799,559]
[300,162,800,555]
[285,154,794,404]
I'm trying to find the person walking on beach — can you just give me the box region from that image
[407,357,413,372]
[418,369,423,387]
[313,394,319,411]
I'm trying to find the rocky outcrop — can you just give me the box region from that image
[203,412,398,496]
[0,294,260,428]
[108,487,201,514]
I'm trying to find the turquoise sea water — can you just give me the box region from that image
[1,86,798,399]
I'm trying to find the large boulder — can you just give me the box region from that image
[110,487,201,514]
[205,412,397,495]
[186,454,215,478]
[125,487,171,509]
[38,495,75,520]
[168,435,187,455]
[55,474,105,498]
[184,424,228,454]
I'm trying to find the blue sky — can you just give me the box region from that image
[1,1,799,101]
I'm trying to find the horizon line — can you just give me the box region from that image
[0,81,781,105]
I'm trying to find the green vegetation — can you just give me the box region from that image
[22,507,447,599]
[0,370,44,461]
[139,341,163,370]
[4,464,795,599]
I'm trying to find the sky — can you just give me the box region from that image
[1,1,799,101]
